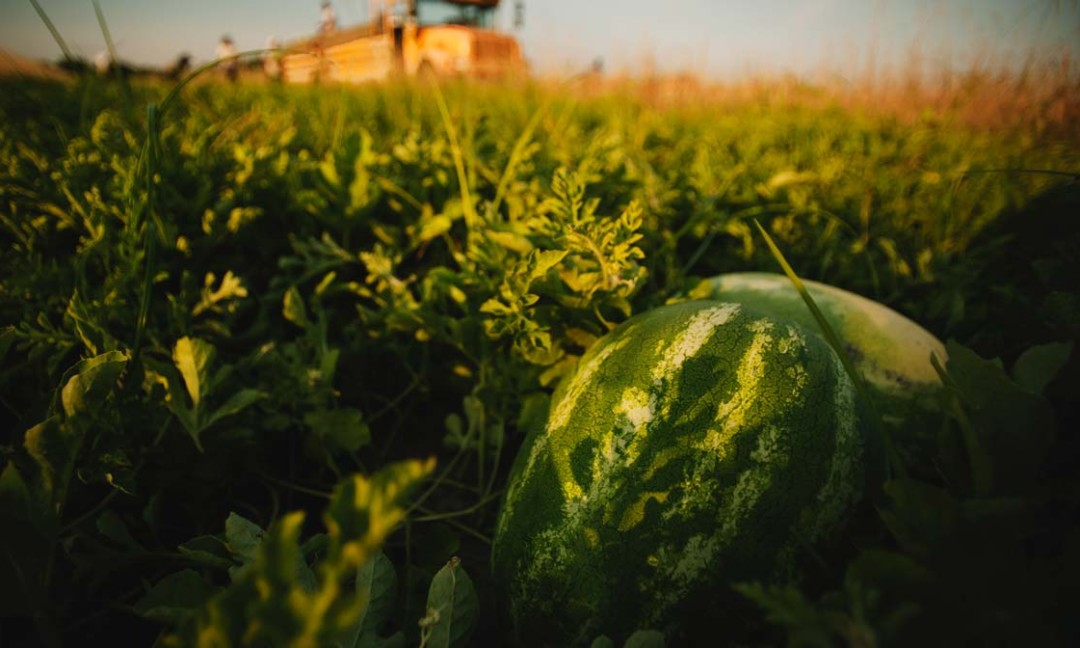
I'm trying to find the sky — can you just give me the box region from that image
[1,0,1077,79]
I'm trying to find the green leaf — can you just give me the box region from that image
[173,337,216,408]
[879,479,960,555]
[343,551,398,647]
[96,510,142,549]
[24,416,76,506]
[171,461,434,646]
[624,629,666,648]
[530,249,569,279]
[590,637,616,648]
[422,556,478,648]
[734,582,835,646]
[845,549,932,594]
[324,457,436,567]
[225,512,267,580]
[193,271,248,316]
[417,213,453,244]
[283,285,310,328]
[944,341,1056,492]
[178,535,234,570]
[305,407,371,452]
[485,229,533,254]
[60,350,128,419]
[222,511,315,591]
[1012,341,1072,395]
[205,388,266,429]
[134,569,217,625]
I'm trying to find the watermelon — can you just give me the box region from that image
[695,272,947,467]
[492,300,868,646]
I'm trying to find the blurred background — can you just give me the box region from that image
[2,0,1077,79]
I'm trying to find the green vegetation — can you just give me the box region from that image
[1,74,1077,646]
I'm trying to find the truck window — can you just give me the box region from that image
[415,0,495,28]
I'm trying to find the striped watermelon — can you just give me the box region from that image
[695,272,947,467]
[492,300,868,646]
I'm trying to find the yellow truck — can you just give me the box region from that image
[281,0,525,84]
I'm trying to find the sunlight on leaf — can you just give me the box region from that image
[173,337,215,408]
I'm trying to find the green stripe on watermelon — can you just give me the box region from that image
[692,272,946,473]
[493,301,868,646]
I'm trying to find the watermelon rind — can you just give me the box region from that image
[493,300,868,646]
[695,272,948,471]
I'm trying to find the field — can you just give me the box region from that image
[1,71,1078,646]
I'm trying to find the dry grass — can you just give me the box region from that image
[0,48,69,81]
[552,53,1079,142]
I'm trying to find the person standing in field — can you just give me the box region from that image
[262,36,282,81]
[320,2,338,34]
[94,50,111,75]
[216,35,239,82]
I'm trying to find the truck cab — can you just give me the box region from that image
[282,0,524,83]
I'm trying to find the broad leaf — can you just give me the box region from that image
[1012,341,1072,395]
[225,512,266,581]
[283,285,310,328]
[96,510,142,549]
[944,341,1055,493]
[173,337,215,408]
[60,350,128,419]
[134,570,217,625]
[422,556,478,648]
[205,388,266,429]
[343,551,398,648]
[624,629,666,648]
[305,407,371,452]
[178,535,234,570]
[23,416,75,506]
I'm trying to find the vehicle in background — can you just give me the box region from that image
[281,0,524,84]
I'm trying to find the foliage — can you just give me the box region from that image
[736,341,1075,646]
[0,74,1077,646]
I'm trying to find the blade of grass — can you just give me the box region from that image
[27,0,74,62]
[430,79,477,243]
[930,353,992,496]
[91,0,135,114]
[91,0,118,69]
[960,167,1079,180]
[490,93,550,218]
[753,219,906,480]
[133,103,160,356]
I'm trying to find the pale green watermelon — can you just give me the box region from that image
[492,300,868,646]
[695,272,947,466]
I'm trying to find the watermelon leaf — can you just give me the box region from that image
[60,350,128,419]
[343,551,398,647]
[420,556,478,648]
[134,569,217,625]
[1012,341,1072,395]
[178,534,234,570]
[173,337,215,408]
[623,629,666,647]
[941,341,1055,493]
